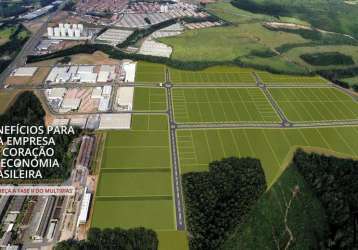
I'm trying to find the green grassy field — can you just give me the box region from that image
[270,87,358,122]
[172,88,280,123]
[92,115,175,230]
[158,231,189,250]
[177,127,358,185]
[133,87,167,111]
[97,169,172,196]
[169,66,256,84]
[135,61,165,83]
[257,71,328,85]
[92,197,174,229]
[0,26,16,45]
[341,76,358,86]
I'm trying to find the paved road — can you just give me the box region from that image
[166,85,185,231]
[0,3,67,87]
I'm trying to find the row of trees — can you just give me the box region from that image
[300,52,355,66]
[0,92,80,179]
[55,227,158,250]
[293,149,358,249]
[182,157,267,250]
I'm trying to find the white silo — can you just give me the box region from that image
[72,23,78,29]
[54,27,60,37]
[68,28,74,37]
[47,27,54,37]
[64,23,70,30]
[59,23,64,29]
[60,28,67,37]
[74,28,81,38]
[78,24,84,32]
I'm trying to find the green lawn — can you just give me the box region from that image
[0,26,16,45]
[341,76,358,86]
[169,66,256,84]
[133,87,167,111]
[270,87,358,122]
[172,88,280,123]
[177,126,358,185]
[158,231,189,250]
[135,61,165,83]
[92,115,175,231]
[257,71,328,85]
[92,198,174,230]
[97,169,172,196]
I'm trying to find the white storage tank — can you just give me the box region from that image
[54,27,60,37]
[67,28,74,37]
[64,23,70,30]
[60,28,67,37]
[59,23,64,29]
[78,24,84,32]
[74,28,81,37]
[72,23,78,29]
[47,27,54,37]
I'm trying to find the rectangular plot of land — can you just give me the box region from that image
[135,61,165,83]
[131,115,168,130]
[97,169,172,196]
[92,198,175,230]
[172,88,280,123]
[170,66,256,84]
[177,127,358,185]
[257,71,328,85]
[133,87,167,111]
[269,88,358,122]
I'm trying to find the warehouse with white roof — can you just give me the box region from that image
[12,67,38,77]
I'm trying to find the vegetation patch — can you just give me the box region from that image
[300,52,355,66]
[182,157,267,250]
[55,227,158,250]
[223,164,329,250]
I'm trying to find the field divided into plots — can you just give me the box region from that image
[269,87,358,122]
[257,71,328,85]
[92,115,175,230]
[172,88,280,123]
[133,87,167,111]
[135,61,165,83]
[177,127,358,185]
[169,66,256,84]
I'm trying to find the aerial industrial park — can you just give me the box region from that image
[1,0,358,249]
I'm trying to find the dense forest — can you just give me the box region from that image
[182,157,267,250]
[293,150,358,249]
[55,227,158,250]
[300,52,355,66]
[0,91,80,180]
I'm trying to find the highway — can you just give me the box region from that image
[0,2,67,87]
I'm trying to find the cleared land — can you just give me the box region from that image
[172,88,280,123]
[135,61,165,83]
[177,127,358,185]
[92,115,175,230]
[0,90,20,113]
[257,72,328,85]
[169,66,256,84]
[133,87,167,111]
[270,87,358,122]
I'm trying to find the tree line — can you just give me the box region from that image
[0,91,80,179]
[55,227,158,250]
[182,157,267,250]
[293,149,358,249]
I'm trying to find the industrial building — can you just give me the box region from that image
[116,87,134,111]
[12,67,38,77]
[47,23,93,40]
[21,5,55,20]
[99,113,132,129]
[139,38,172,58]
[77,188,92,226]
[76,136,95,169]
[61,98,81,111]
[96,29,134,45]
[8,196,25,214]
[123,62,136,82]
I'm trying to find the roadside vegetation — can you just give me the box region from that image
[55,227,158,250]
[0,23,30,73]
